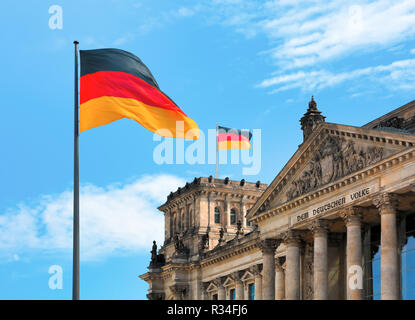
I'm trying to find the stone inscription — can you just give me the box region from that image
[291,186,371,225]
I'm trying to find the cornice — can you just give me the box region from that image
[248,122,415,222]
[200,234,260,268]
[250,146,415,224]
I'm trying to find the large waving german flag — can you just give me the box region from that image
[79,48,199,139]
[217,125,252,149]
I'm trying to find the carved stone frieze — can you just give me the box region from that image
[286,135,385,201]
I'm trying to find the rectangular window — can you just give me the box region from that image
[248,283,255,300]
[229,288,235,300]
[212,293,218,300]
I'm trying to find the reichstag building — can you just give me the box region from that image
[140,98,415,300]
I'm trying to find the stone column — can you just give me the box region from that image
[258,239,279,300]
[240,198,247,228]
[232,272,244,300]
[165,209,171,240]
[214,277,226,300]
[170,284,186,300]
[283,230,302,300]
[310,219,329,300]
[225,197,231,229]
[201,283,210,300]
[374,193,400,300]
[342,207,363,300]
[275,258,285,300]
[251,264,263,300]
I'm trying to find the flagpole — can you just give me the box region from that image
[216,123,218,178]
[73,40,80,300]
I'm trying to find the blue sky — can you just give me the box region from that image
[1,0,415,299]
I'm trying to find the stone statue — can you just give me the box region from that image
[149,240,165,267]
[174,233,189,256]
[151,240,157,264]
[199,232,209,251]
[236,220,242,237]
[218,228,225,245]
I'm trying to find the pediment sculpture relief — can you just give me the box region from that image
[286,136,387,201]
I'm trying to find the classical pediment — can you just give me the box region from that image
[206,282,217,293]
[223,276,235,287]
[240,270,254,282]
[247,122,415,218]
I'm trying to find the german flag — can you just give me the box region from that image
[217,125,252,149]
[79,48,199,139]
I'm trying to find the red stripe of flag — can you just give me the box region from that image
[218,132,250,143]
[80,70,186,116]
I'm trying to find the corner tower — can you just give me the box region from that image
[300,96,326,141]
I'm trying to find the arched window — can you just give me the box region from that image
[214,207,221,224]
[230,208,237,225]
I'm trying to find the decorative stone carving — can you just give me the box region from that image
[300,96,326,141]
[170,284,187,300]
[375,116,405,130]
[149,240,165,267]
[218,228,225,245]
[212,277,226,289]
[303,242,314,300]
[147,292,165,300]
[286,135,385,201]
[341,207,363,226]
[282,230,304,246]
[257,238,280,253]
[235,220,243,238]
[373,193,399,215]
[309,219,329,237]
[250,264,262,276]
[230,271,244,281]
[199,232,209,252]
[173,233,189,256]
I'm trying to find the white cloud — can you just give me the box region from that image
[177,7,197,17]
[199,0,415,93]
[0,174,185,261]
[257,58,415,92]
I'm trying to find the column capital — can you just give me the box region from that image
[282,230,304,247]
[257,238,280,253]
[212,276,226,288]
[230,271,244,282]
[250,264,263,277]
[309,219,330,237]
[341,206,363,226]
[201,282,210,291]
[169,284,187,299]
[275,256,286,271]
[208,192,217,201]
[373,192,399,215]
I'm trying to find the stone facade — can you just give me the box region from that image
[140,98,415,300]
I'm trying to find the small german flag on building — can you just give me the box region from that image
[79,48,199,139]
[217,125,252,149]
